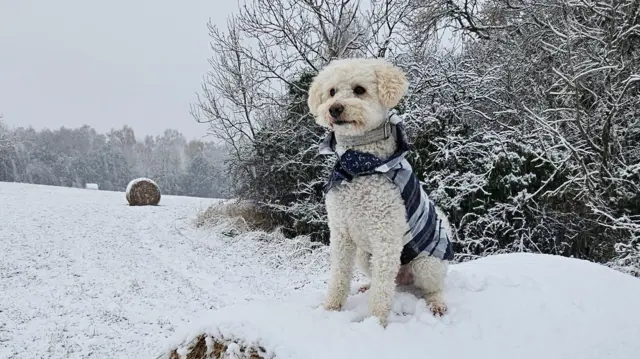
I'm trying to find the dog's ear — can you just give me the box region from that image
[307,75,324,117]
[374,62,408,108]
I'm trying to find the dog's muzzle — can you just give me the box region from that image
[329,103,345,122]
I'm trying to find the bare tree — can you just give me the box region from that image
[192,0,417,193]
[362,0,416,57]
[408,0,491,42]
[190,17,267,164]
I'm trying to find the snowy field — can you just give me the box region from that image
[1,181,640,359]
[0,182,330,358]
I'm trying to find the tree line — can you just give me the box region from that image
[0,122,230,199]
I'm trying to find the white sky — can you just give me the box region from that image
[0,0,233,141]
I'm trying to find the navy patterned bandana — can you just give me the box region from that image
[319,113,412,193]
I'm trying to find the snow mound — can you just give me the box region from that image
[162,253,640,359]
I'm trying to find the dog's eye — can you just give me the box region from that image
[353,86,366,95]
[329,88,336,97]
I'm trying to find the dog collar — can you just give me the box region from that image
[318,112,411,156]
[331,112,403,148]
[334,120,392,147]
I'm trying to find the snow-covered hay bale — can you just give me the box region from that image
[85,183,99,190]
[166,335,266,359]
[126,178,161,206]
[158,253,640,359]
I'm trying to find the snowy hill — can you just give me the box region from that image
[163,253,640,359]
[1,182,640,359]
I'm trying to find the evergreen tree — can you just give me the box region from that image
[232,72,333,242]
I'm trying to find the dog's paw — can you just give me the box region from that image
[357,284,370,293]
[322,297,344,312]
[428,300,448,316]
[323,303,342,312]
[371,306,392,328]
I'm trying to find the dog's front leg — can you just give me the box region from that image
[369,237,402,327]
[323,229,357,311]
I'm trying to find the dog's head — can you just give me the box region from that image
[307,58,408,135]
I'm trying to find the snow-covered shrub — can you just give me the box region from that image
[195,199,328,273]
[195,200,281,236]
[399,0,640,271]
[404,113,576,260]
[608,236,640,278]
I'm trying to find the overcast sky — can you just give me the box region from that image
[0,0,232,141]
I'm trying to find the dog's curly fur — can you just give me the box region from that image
[308,58,451,327]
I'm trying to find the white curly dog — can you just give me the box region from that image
[308,58,454,327]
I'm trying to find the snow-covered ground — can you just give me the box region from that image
[166,253,640,359]
[0,182,330,358]
[2,182,640,359]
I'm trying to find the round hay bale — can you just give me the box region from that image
[126,178,161,206]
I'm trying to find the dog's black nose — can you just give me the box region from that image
[329,103,344,119]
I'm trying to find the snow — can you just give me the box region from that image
[84,183,99,190]
[0,182,329,358]
[1,181,640,359]
[125,177,159,194]
[164,253,640,359]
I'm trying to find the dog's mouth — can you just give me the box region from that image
[326,114,362,129]
[331,118,351,126]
